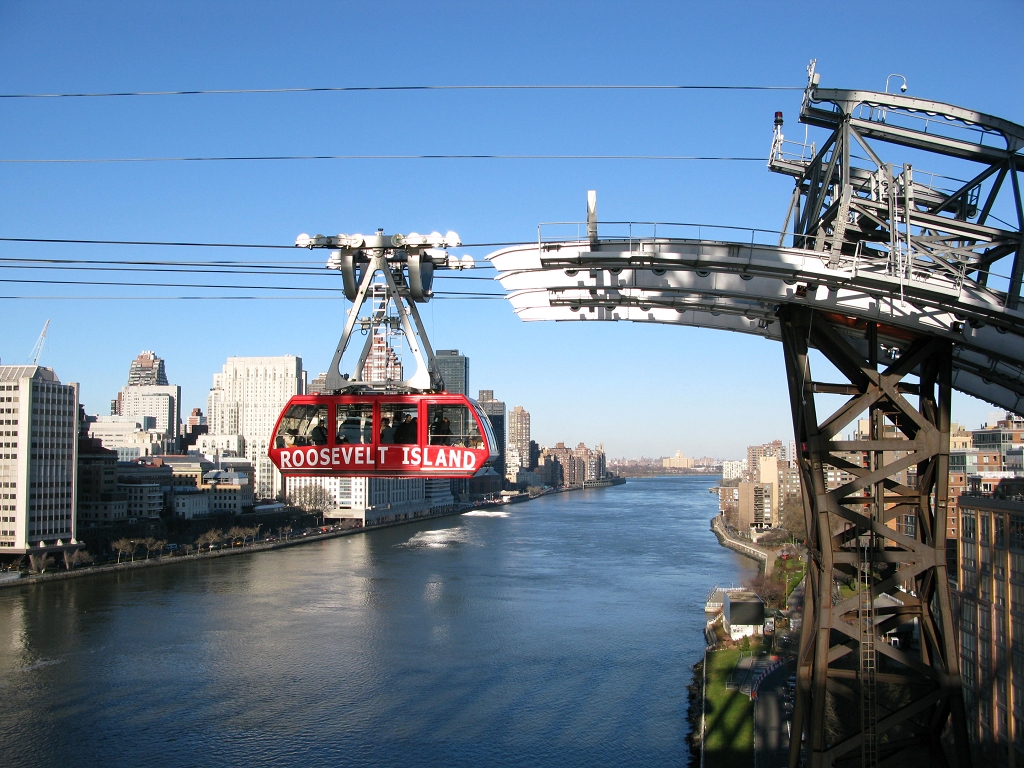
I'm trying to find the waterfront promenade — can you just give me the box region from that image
[710,513,775,575]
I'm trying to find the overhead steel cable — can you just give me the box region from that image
[0,293,507,301]
[0,84,803,99]
[0,261,499,280]
[0,276,506,295]
[0,236,523,251]
[0,153,766,164]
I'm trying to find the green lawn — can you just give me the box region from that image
[703,648,754,768]
[772,557,806,604]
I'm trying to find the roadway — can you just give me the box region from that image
[754,663,794,768]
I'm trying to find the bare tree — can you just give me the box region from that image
[111,538,138,564]
[780,497,808,542]
[141,538,166,559]
[744,571,787,610]
[280,526,293,541]
[225,526,246,546]
[63,549,93,570]
[287,485,333,515]
[195,529,223,551]
[29,553,55,574]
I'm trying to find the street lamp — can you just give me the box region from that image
[885,74,907,94]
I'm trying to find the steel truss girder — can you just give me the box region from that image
[780,304,970,768]
[769,68,1024,309]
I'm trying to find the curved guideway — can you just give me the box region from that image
[489,237,1024,413]
[0,477,753,768]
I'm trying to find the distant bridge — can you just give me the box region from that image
[489,62,1023,767]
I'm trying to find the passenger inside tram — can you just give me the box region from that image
[428,404,483,449]
[275,405,329,448]
[336,404,372,444]
[382,404,418,444]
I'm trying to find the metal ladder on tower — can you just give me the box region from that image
[858,528,878,768]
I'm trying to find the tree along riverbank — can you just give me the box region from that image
[0,507,467,590]
[0,482,621,590]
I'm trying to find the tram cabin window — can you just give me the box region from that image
[275,405,328,447]
[382,404,418,444]
[428,404,482,449]
[336,404,373,444]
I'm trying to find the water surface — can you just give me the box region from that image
[0,476,756,767]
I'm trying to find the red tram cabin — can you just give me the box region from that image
[268,394,499,478]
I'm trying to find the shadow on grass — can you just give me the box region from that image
[703,647,754,768]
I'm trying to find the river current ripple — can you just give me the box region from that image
[0,476,756,768]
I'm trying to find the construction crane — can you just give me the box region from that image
[28,319,49,364]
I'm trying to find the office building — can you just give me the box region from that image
[308,372,329,394]
[185,408,207,434]
[434,349,468,395]
[477,390,506,478]
[0,365,79,553]
[203,469,254,514]
[120,482,163,519]
[195,433,245,457]
[119,385,181,445]
[88,415,168,461]
[76,437,128,527]
[206,355,305,500]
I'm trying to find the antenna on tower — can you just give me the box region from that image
[29,319,50,364]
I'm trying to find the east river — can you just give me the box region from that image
[0,476,756,767]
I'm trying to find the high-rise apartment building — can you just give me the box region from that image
[127,351,169,387]
[477,390,506,478]
[954,494,1024,762]
[364,335,403,384]
[508,406,530,470]
[746,440,785,481]
[111,351,170,415]
[434,349,468,395]
[538,441,606,486]
[722,459,747,481]
[207,356,305,500]
[0,365,79,553]
[738,481,773,529]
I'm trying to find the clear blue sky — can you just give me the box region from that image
[0,1,1021,458]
